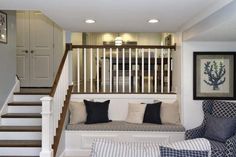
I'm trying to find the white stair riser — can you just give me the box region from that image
[1,118,42,126]
[8,106,42,113]
[0,132,41,140]
[13,95,45,102]
[0,147,41,156]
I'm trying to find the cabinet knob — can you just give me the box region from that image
[22,50,28,53]
[31,50,34,53]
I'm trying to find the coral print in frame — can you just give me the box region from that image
[193,52,236,100]
[0,11,7,44]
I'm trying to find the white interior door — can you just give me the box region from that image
[16,11,30,87]
[29,11,54,87]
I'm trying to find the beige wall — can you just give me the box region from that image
[86,32,162,45]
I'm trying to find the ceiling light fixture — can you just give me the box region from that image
[148,19,159,24]
[85,19,96,24]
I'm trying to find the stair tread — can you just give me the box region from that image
[0,126,41,132]
[0,140,41,147]
[8,102,42,106]
[0,156,39,157]
[1,113,41,118]
[14,92,49,95]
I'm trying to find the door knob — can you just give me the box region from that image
[22,50,28,53]
[31,50,34,53]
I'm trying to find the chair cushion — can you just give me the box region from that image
[143,102,162,124]
[209,140,225,157]
[159,146,209,157]
[204,114,236,143]
[84,100,111,124]
[212,101,236,118]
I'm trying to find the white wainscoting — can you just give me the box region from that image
[64,131,185,157]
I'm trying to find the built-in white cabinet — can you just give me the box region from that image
[16,11,63,87]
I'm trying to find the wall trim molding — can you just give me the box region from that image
[0,77,20,123]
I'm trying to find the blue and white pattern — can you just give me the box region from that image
[185,100,236,157]
[90,138,211,157]
[160,146,208,157]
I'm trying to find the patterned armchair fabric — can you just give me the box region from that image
[185,100,236,157]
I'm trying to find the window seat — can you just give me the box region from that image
[67,121,185,132]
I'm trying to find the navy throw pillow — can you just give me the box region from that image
[84,100,111,124]
[204,114,236,143]
[159,146,209,157]
[143,102,162,124]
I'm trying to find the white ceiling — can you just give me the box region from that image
[183,0,236,41]
[0,0,230,32]
[189,18,236,41]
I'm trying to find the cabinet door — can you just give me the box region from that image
[16,11,30,87]
[29,11,54,87]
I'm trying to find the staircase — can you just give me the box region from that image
[0,89,49,156]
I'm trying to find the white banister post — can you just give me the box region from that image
[40,96,53,157]
[68,50,73,85]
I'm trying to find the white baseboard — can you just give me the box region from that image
[0,77,20,120]
[58,150,65,157]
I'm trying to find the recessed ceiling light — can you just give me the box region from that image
[85,19,96,24]
[148,19,159,24]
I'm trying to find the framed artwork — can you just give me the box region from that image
[0,11,7,44]
[193,52,236,100]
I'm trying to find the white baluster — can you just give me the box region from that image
[135,49,138,93]
[40,96,53,157]
[103,48,106,93]
[122,48,125,93]
[129,48,131,93]
[148,48,151,93]
[77,49,80,92]
[154,49,157,93]
[167,48,171,93]
[90,48,93,93]
[96,48,99,93]
[161,48,164,93]
[84,48,87,92]
[116,48,119,92]
[142,48,144,93]
[110,48,112,93]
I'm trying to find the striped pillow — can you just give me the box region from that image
[91,139,161,157]
[90,138,211,157]
[160,146,208,157]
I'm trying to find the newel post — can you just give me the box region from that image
[40,96,54,157]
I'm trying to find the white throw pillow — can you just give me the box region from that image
[160,101,180,124]
[69,101,87,124]
[126,103,147,124]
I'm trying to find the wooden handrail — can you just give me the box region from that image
[49,43,72,97]
[52,85,73,157]
[72,43,176,50]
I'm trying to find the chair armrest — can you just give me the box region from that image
[225,134,236,157]
[185,125,205,140]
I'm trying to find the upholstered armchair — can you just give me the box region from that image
[185,100,236,157]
